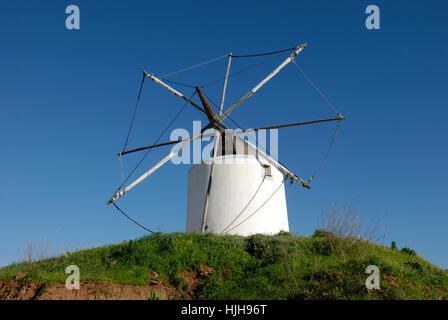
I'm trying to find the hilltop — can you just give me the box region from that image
[0,231,447,300]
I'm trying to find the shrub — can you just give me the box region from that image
[312,229,332,238]
[401,247,416,256]
[310,229,367,257]
[405,261,424,273]
[391,241,397,250]
[276,231,293,237]
[244,234,293,265]
[311,237,333,256]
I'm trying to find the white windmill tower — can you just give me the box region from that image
[107,43,345,236]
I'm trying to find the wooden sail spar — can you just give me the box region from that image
[143,71,206,114]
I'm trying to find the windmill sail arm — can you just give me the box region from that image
[240,116,346,133]
[143,71,206,114]
[118,132,215,157]
[107,131,206,204]
[232,132,310,189]
[219,43,307,122]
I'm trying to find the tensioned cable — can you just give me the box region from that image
[232,46,297,58]
[224,176,288,234]
[110,93,198,234]
[112,202,155,234]
[159,54,228,79]
[200,52,290,89]
[122,72,146,153]
[291,59,344,183]
[113,91,197,194]
[291,59,340,116]
[220,176,266,234]
[306,119,341,184]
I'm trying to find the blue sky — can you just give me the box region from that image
[1,1,447,269]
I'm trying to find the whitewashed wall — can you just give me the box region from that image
[186,155,289,236]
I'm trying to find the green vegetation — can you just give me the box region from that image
[1,231,447,299]
[391,241,398,250]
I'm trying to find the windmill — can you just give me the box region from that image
[107,43,345,235]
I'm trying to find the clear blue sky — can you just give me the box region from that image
[1,1,447,269]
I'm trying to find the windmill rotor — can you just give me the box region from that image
[107,42,346,235]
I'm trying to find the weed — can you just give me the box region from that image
[148,289,166,300]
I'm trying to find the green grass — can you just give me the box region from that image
[1,231,447,299]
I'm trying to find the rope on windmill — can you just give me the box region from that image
[220,176,267,234]
[223,177,288,234]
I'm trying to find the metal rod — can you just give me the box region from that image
[118,132,215,157]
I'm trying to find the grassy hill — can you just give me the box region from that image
[0,231,447,300]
